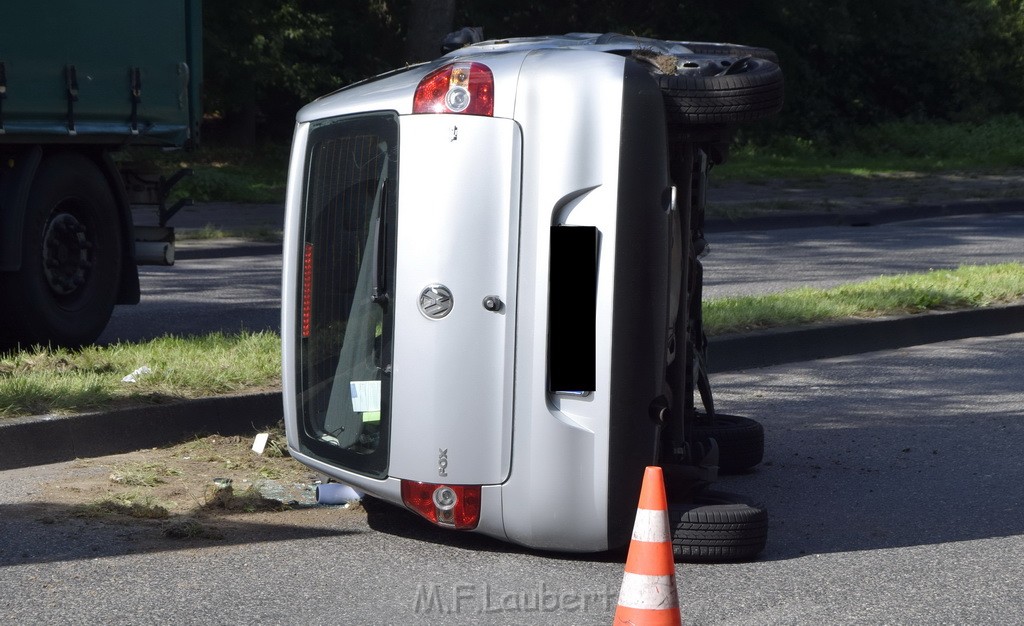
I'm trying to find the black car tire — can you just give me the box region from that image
[692,413,765,473]
[670,490,768,562]
[655,56,784,125]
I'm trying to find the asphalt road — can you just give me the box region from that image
[2,331,1022,624]
[98,240,282,344]
[97,212,1024,345]
[703,212,1024,297]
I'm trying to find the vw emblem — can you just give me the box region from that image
[419,284,454,319]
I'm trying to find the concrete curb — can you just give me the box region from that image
[0,392,281,471]
[705,198,1024,232]
[708,302,1024,373]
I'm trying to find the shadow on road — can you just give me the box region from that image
[712,335,1024,561]
[362,496,629,565]
[0,502,360,568]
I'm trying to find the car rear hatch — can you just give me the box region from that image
[291,106,521,492]
[388,114,521,487]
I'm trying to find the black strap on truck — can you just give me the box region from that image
[129,67,141,135]
[0,61,6,134]
[65,64,78,135]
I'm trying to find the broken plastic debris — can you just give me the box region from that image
[316,483,364,506]
[252,433,270,454]
[122,366,152,383]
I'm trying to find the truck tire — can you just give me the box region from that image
[0,152,122,349]
[692,413,765,474]
[654,56,784,126]
[670,490,768,562]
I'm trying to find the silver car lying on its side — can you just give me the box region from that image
[281,33,783,561]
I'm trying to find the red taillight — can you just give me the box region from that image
[413,62,494,116]
[401,480,481,530]
[301,243,314,338]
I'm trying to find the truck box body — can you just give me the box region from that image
[0,1,201,146]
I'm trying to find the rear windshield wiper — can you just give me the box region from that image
[370,153,390,307]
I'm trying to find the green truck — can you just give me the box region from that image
[0,1,202,348]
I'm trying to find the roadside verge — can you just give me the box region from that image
[0,392,280,471]
[5,301,1024,471]
[708,301,1024,372]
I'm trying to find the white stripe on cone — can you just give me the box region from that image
[631,507,671,543]
[616,572,680,610]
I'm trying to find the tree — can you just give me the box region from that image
[200,0,1024,145]
[404,0,456,62]
[204,0,341,145]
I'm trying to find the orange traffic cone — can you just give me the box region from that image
[614,466,681,626]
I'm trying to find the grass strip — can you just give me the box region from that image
[0,331,280,418]
[118,143,289,204]
[1,265,1021,418]
[704,263,1024,336]
[722,115,1024,180]
[176,224,283,242]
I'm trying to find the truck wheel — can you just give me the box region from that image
[670,490,768,562]
[692,413,764,473]
[0,153,122,348]
[653,56,784,125]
